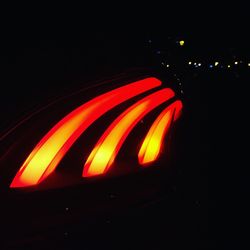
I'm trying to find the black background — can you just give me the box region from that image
[0,5,248,249]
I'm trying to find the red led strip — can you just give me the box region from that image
[10,77,161,188]
[83,88,175,177]
[138,100,183,165]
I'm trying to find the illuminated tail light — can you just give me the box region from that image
[10,78,161,188]
[83,88,175,177]
[138,100,183,165]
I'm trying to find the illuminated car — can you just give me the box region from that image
[0,69,184,246]
[0,22,191,248]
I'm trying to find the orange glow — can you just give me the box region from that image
[83,88,175,177]
[138,100,183,165]
[10,77,161,188]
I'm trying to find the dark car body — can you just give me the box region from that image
[1,26,247,249]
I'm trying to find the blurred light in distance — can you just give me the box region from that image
[83,88,175,177]
[234,61,238,65]
[179,40,185,46]
[10,78,161,188]
[215,62,219,66]
[138,100,183,165]
[188,61,192,65]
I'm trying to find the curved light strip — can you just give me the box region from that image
[10,77,161,188]
[138,100,183,165]
[83,88,175,177]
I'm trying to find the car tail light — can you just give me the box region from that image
[10,78,161,187]
[83,88,175,177]
[138,100,183,165]
[1,76,182,189]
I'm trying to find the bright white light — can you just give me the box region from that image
[235,61,238,65]
[248,63,250,67]
[227,65,231,68]
[198,63,201,66]
[188,61,192,65]
[166,64,170,68]
[215,62,219,66]
[194,62,197,66]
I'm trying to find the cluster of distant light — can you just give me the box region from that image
[188,61,250,69]
[149,39,250,69]
[161,61,250,69]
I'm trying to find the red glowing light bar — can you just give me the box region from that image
[83,88,175,177]
[10,78,161,188]
[138,100,183,165]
